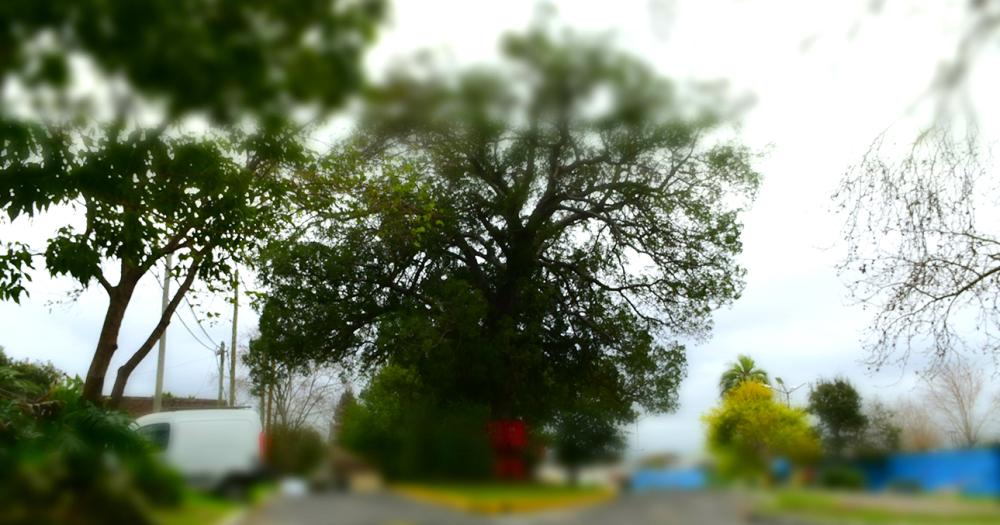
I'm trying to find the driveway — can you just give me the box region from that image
[237,491,756,525]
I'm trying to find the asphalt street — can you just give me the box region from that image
[237,491,757,525]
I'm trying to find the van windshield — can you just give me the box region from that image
[136,422,170,451]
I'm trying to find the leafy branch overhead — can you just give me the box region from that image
[0,0,387,404]
[1,123,304,404]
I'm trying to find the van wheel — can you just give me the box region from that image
[217,477,249,501]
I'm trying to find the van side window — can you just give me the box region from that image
[137,423,170,451]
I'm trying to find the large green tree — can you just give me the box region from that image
[808,377,868,459]
[0,0,385,404]
[257,26,759,426]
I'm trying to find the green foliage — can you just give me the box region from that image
[0,347,62,399]
[819,465,866,490]
[257,23,758,438]
[3,127,296,293]
[704,381,821,482]
[266,424,327,477]
[338,365,494,481]
[550,403,626,483]
[242,334,286,397]
[0,242,33,301]
[856,400,902,459]
[0,351,183,525]
[808,378,868,459]
[719,354,770,396]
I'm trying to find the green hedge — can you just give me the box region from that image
[0,350,183,525]
[337,365,493,480]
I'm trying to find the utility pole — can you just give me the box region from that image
[775,377,807,407]
[217,342,226,407]
[229,269,238,407]
[153,253,172,412]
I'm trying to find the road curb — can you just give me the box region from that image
[391,485,616,515]
[215,485,281,525]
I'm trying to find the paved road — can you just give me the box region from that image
[237,491,756,525]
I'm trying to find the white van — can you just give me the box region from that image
[135,408,266,494]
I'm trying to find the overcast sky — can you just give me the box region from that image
[2,0,999,457]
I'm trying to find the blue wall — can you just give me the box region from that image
[630,467,707,492]
[631,448,1000,496]
[864,447,1000,496]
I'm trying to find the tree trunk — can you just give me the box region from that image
[82,276,140,403]
[486,227,543,421]
[107,256,203,407]
[266,382,274,432]
[568,464,580,487]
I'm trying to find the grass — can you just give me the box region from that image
[152,492,238,525]
[393,482,615,514]
[758,488,1000,525]
[152,484,275,525]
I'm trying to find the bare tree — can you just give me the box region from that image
[243,332,345,434]
[894,397,943,451]
[271,366,342,433]
[921,357,998,448]
[837,126,1000,369]
[836,1,1000,370]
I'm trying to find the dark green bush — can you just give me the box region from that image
[887,479,923,494]
[819,465,866,490]
[267,424,327,477]
[0,350,183,525]
[338,365,493,480]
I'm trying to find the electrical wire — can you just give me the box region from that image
[175,311,219,352]
[130,353,217,376]
[152,269,218,352]
[183,294,217,344]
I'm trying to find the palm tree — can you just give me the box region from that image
[719,354,769,396]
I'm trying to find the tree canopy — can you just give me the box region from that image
[808,377,868,459]
[0,0,384,121]
[256,25,760,427]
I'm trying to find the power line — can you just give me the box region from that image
[151,269,217,352]
[131,353,217,376]
[175,311,219,352]
[183,294,217,344]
